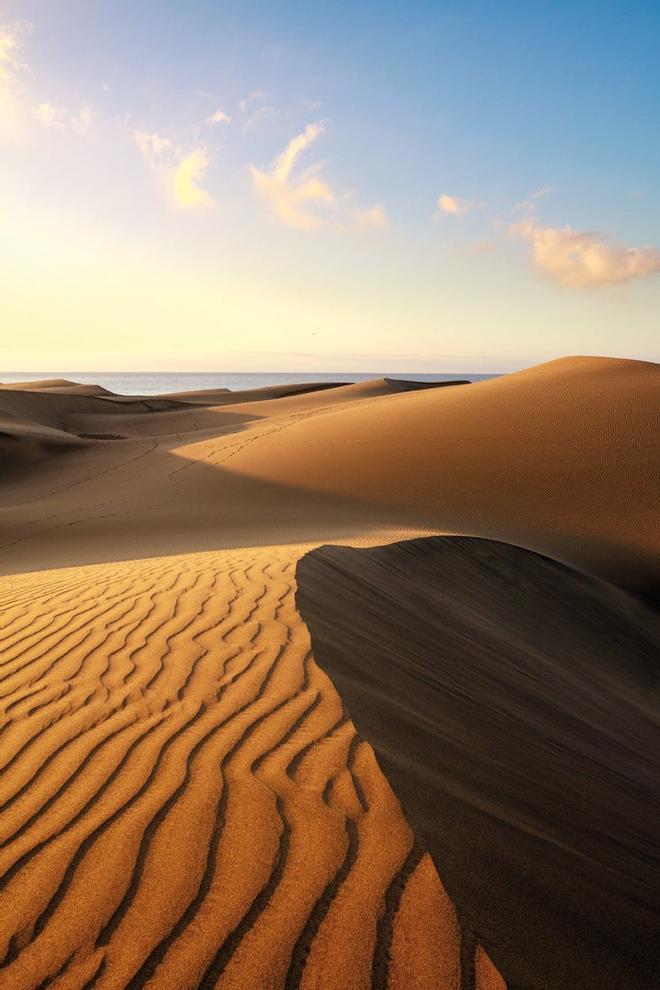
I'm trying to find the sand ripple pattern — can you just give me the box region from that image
[0,550,503,990]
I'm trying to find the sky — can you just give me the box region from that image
[1,0,659,372]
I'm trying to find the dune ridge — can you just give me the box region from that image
[296,535,660,990]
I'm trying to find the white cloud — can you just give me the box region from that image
[34,100,95,134]
[206,108,230,126]
[514,185,552,214]
[0,23,28,116]
[71,104,95,135]
[436,193,475,217]
[350,205,389,230]
[242,104,278,131]
[250,122,388,232]
[134,130,172,158]
[0,23,25,75]
[135,130,215,210]
[511,217,660,287]
[34,101,65,128]
[238,89,266,113]
[2,24,94,138]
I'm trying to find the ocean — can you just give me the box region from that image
[0,371,499,396]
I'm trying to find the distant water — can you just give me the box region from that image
[0,371,499,396]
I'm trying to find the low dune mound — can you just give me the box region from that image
[383,377,470,390]
[42,383,117,396]
[295,535,660,990]
[0,378,82,390]
[157,381,345,405]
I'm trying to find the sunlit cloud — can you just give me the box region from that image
[71,104,95,134]
[0,22,28,119]
[134,130,172,157]
[250,122,388,232]
[511,217,660,287]
[173,150,215,208]
[350,205,389,230]
[135,130,215,210]
[206,108,230,125]
[435,193,476,217]
[0,23,25,74]
[250,122,333,229]
[34,100,95,134]
[34,101,65,128]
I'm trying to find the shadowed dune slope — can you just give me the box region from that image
[295,536,660,990]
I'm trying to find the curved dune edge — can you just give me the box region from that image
[295,536,660,990]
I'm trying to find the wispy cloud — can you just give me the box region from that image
[34,100,95,133]
[513,185,552,214]
[206,107,230,126]
[350,205,389,230]
[511,217,660,287]
[0,23,25,71]
[238,90,266,113]
[435,193,476,217]
[250,122,388,232]
[135,130,172,157]
[242,104,279,132]
[0,22,28,117]
[135,130,215,210]
[34,101,64,128]
[71,105,95,134]
[250,122,333,229]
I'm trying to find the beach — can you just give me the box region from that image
[0,356,657,989]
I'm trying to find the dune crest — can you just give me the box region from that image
[296,535,660,990]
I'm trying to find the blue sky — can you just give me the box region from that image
[1,1,659,370]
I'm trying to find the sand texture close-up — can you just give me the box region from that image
[0,356,658,989]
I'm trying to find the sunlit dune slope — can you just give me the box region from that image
[226,356,659,594]
[0,547,504,989]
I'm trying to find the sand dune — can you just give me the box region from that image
[0,356,657,988]
[296,536,660,990]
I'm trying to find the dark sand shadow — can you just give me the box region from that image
[295,536,660,990]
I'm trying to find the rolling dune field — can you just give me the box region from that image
[0,356,657,989]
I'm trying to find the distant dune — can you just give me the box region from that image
[0,356,657,988]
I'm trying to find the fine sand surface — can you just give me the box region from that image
[0,355,657,989]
